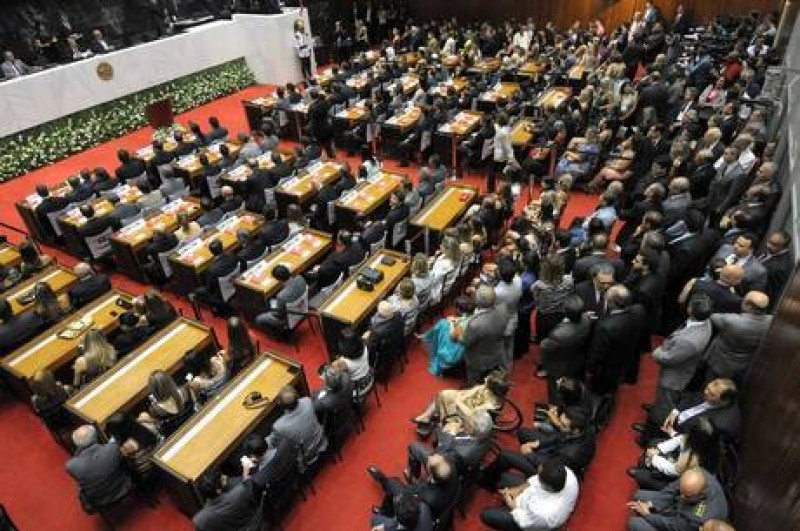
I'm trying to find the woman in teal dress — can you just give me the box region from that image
[419,296,475,376]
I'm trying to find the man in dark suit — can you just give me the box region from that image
[259,208,290,248]
[111,311,152,356]
[312,362,354,420]
[268,152,294,181]
[235,229,268,267]
[205,116,229,144]
[638,74,670,123]
[483,407,596,481]
[625,249,666,336]
[707,147,747,227]
[190,238,240,314]
[586,285,645,395]
[193,468,259,531]
[541,295,592,401]
[114,149,146,184]
[244,160,276,212]
[574,263,615,316]
[757,230,792,308]
[365,302,407,371]
[384,190,410,247]
[244,436,298,494]
[461,285,508,385]
[68,263,110,309]
[368,452,459,519]
[91,169,119,194]
[407,410,493,477]
[572,234,624,284]
[0,298,45,353]
[713,233,768,295]
[172,131,196,158]
[681,263,743,316]
[636,378,741,445]
[66,175,96,203]
[88,29,115,54]
[311,231,366,289]
[33,184,71,241]
[66,425,132,510]
[358,218,387,250]
[77,204,113,241]
[145,229,179,263]
[310,179,340,230]
[219,186,244,214]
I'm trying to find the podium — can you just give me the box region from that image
[145,97,174,129]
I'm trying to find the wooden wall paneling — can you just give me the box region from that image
[733,263,800,531]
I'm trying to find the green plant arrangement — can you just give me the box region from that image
[0,58,255,182]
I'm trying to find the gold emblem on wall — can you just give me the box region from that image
[96,62,114,81]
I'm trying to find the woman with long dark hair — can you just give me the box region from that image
[225,316,256,377]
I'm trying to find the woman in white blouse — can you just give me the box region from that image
[429,236,462,304]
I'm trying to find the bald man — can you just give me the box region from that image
[66,425,132,509]
[364,300,406,370]
[627,468,728,531]
[705,291,772,382]
[67,262,111,308]
[219,184,244,213]
[680,263,743,315]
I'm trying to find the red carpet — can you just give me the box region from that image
[0,85,657,530]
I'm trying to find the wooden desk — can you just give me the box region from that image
[15,182,72,242]
[0,244,21,268]
[518,60,548,78]
[153,353,304,512]
[479,82,520,103]
[110,198,202,281]
[442,54,462,68]
[167,213,264,294]
[469,57,501,74]
[274,162,343,214]
[411,184,478,254]
[172,142,242,181]
[1,290,132,383]
[536,86,572,110]
[384,105,422,133]
[5,265,78,317]
[319,250,410,354]
[399,75,420,95]
[511,119,537,147]
[334,171,405,228]
[136,132,198,164]
[429,77,469,97]
[56,185,143,257]
[401,52,422,66]
[243,96,279,133]
[345,74,372,93]
[220,151,296,193]
[234,229,332,319]
[436,110,484,169]
[65,318,214,429]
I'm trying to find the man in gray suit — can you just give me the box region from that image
[651,294,713,412]
[707,146,747,226]
[713,233,768,294]
[268,385,327,467]
[66,425,132,510]
[661,177,692,228]
[254,265,307,332]
[627,468,728,531]
[1,51,30,78]
[460,285,508,385]
[407,409,493,477]
[705,291,772,382]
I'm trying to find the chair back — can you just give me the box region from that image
[327,200,337,227]
[206,172,222,199]
[246,246,271,270]
[119,212,144,227]
[157,249,174,278]
[348,256,367,276]
[481,137,495,161]
[286,286,309,330]
[46,205,72,237]
[217,265,241,302]
[311,272,344,309]
[370,233,387,255]
[420,130,433,152]
[84,227,114,260]
[156,163,174,181]
[263,187,276,210]
[391,218,408,248]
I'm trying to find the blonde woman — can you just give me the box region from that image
[72,329,117,387]
[429,237,462,304]
[30,369,71,419]
[388,278,420,336]
[410,253,433,310]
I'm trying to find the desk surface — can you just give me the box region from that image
[411,184,478,232]
[65,319,213,427]
[221,151,296,183]
[5,265,78,316]
[537,87,572,110]
[429,77,468,97]
[111,198,202,249]
[438,111,483,137]
[235,229,332,297]
[0,245,21,268]
[275,162,342,201]
[58,185,143,228]
[335,101,370,122]
[173,143,243,176]
[480,82,521,103]
[136,132,198,163]
[470,57,502,73]
[168,213,264,271]
[385,106,422,130]
[335,171,405,216]
[320,250,410,325]
[511,119,536,146]
[153,353,300,482]
[17,182,72,211]
[518,60,548,75]
[1,290,131,379]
